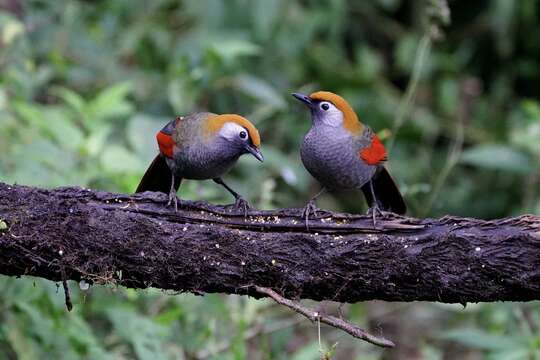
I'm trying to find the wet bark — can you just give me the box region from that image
[1,182,539,304]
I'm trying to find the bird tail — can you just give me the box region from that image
[361,167,406,214]
[135,155,181,194]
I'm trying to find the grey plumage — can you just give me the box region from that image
[135,111,263,211]
[293,91,406,216]
[301,124,378,190]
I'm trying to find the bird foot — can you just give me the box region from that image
[166,193,181,212]
[302,200,320,231]
[366,206,387,228]
[231,197,250,217]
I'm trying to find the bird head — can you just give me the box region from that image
[292,91,363,134]
[205,114,264,162]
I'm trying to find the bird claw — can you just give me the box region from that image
[302,200,320,231]
[366,206,385,228]
[232,197,250,217]
[167,193,180,212]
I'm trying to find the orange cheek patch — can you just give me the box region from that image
[360,135,388,165]
[156,131,175,158]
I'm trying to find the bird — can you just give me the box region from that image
[135,112,263,212]
[292,91,406,227]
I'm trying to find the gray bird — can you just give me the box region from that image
[292,91,406,226]
[136,112,263,211]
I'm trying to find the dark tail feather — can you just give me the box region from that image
[135,155,181,194]
[361,167,406,215]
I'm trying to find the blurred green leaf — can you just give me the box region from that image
[487,349,533,360]
[234,75,286,109]
[107,307,168,360]
[168,79,199,115]
[53,87,86,116]
[438,328,520,350]
[290,341,321,360]
[208,39,260,62]
[87,82,134,123]
[100,145,143,173]
[460,145,534,174]
[127,114,167,160]
[0,14,24,45]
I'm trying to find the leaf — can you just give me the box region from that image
[290,342,321,360]
[356,46,383,81]
[87,82,134,123]
[84,125,113,157]
[233,75,286,109]
[438,77,459,116]
[395,35,420,73]
[106,307,168,360]
[460,145,534,174]
[52,87,86,115]
[1,15,24,45]
[208,39,260,62]
[42,107,85,151]
[167,79,199,115]
[488,349,532,360]
[438,328,520,350]
[252,0,283,38]
[11,101,43,126]
[100,145,143,173]
[127,114,167,159]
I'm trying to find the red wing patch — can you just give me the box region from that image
[360,135,388,165]
[156,131,175,158]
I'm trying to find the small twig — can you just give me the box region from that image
[255,286,395,348]
[318,315,323,359]
[387,32,431,154]
[61,267,73,311]
[422,79,476,217]
[387,0,450,154]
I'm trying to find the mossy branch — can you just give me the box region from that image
[1,182,540,347]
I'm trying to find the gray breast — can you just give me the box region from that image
[300,126,377,190]
[168,140,240,180]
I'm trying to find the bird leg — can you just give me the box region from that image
[366,180,383,228]
[213,178,250,216]
[166,173,180,212]
[302,187,327,230]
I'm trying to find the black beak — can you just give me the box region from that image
[292,92,313,107]
[245,144,264,162]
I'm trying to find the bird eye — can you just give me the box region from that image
[320,102,330,111]
[239,130,247,139]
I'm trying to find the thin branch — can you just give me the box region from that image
[61,267,73,311]
[387,33,432,154]
[255,286,395,348]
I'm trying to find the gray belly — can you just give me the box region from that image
[300,129,376,190]
[167,147,238,180]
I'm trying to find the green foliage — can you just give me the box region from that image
[1,0,539,358]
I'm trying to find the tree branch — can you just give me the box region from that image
[255,286,395,348]
[1,181,539,306]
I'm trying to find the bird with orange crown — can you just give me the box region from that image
[292,91,406,227]
[136,112,263,212]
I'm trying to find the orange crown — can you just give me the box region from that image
[205,114,261,147]
[309,91,363,134]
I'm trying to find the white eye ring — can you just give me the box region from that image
[320,102,331,111]
[239,130,247,139]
